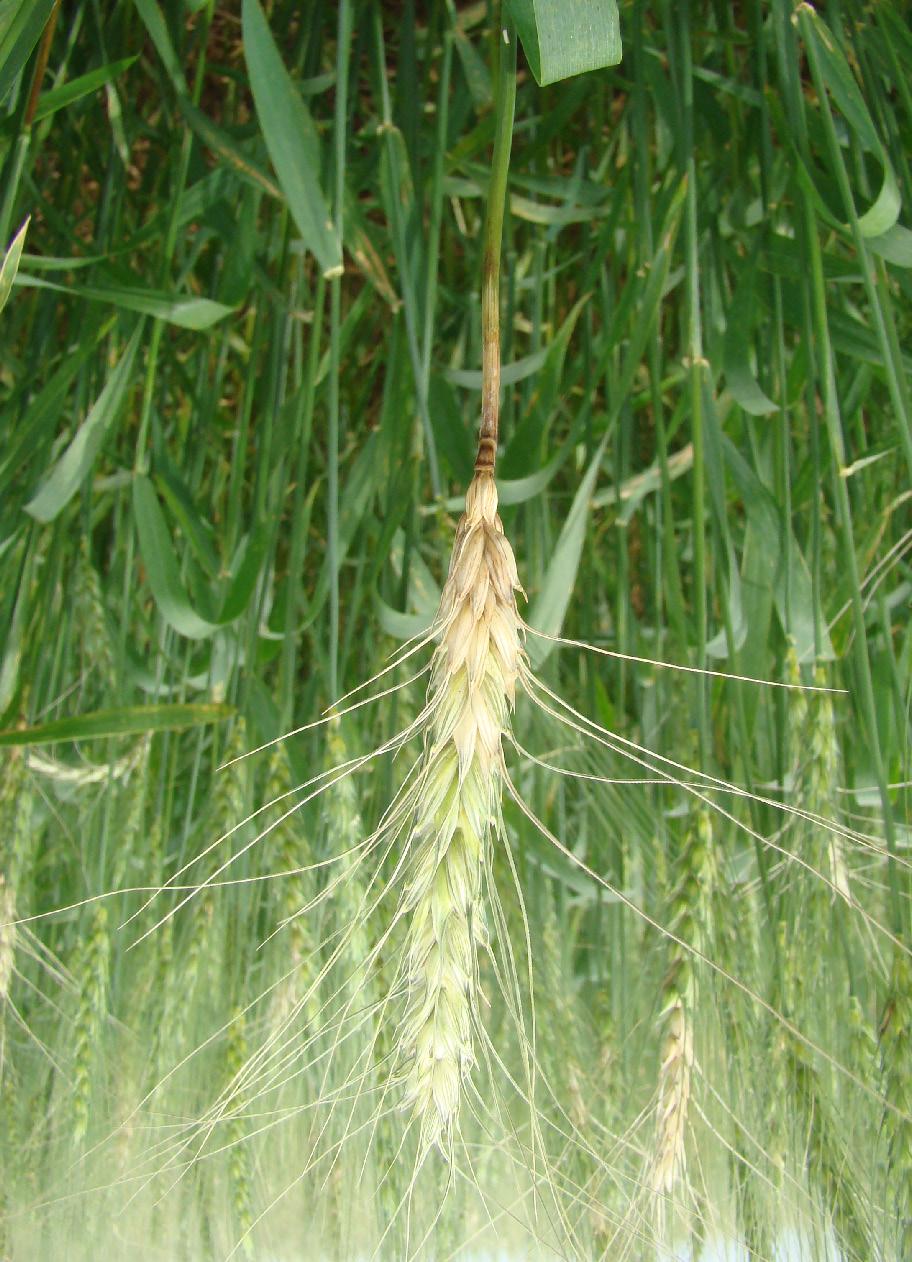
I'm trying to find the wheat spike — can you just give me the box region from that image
[393,467,524,1158]
[72,903,111,1147]
[651,806,714,1205]
[0,876,15,1008]
[881,950,912,1259]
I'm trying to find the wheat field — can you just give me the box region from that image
[0,1,910,1259]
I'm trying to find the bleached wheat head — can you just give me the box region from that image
[393,466,524,1157]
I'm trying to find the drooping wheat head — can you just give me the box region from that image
[391,465,524,1159]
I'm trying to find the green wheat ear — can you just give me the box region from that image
[391,468,525,1158]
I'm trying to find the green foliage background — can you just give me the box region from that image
[0,1,910,1258]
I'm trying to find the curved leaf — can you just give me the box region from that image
[14,274,235,329]
[0,0,55,104]
[24,324,142,523]
[527,432,609,665]
[0,703,233,747]
[133,474,220,641]
[0,215,28,314]
[799,6,900,238]
[242,0,341,277]
[723,261,777,416]
[507,0,622,86]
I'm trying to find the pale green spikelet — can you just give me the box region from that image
[111,739,149,892]
[540,887,588,1128]
[213,719,250,842]
[71,903,111,1148]
[226,1007,255,1258]
[0,754,27,1032]
[75,536,116,695]
[391,469,524,1158]
[265,746,321,1029]
[164,723,248,1061]
[786,650,851,913]
[651,805,715,1205]
[880,950,912,1259]
[325,717,375,1009]
[0,875,15,1016]
[165,892,214,1062]
[783,1033,872,1261]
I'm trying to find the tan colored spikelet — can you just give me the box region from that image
[394,468,524,1156]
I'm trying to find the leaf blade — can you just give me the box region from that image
[24,324,143,523]
[507,0,621,87]
[241,0,341,276]
[0,703,233,747]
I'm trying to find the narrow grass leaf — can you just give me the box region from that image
[503,295,589,476]
[452,27,492,109]
[217,526,271,623]
[0,318,112,503]
[0,554,30,713]
[29,57,138,123]
[723,438,834,661]
[723,264,777,416]
[132,0,189,96]
[24,324,142,523]
[0,215,28,314]
[178,98,281,199]
[507,0,622,86]
[0,703,233,747]
[133,475,220,641]
[14,275,235,329]
[866,223,912,268]
[527,432,609,664]
[375,593,433,641]
[445,346,548,390]
[0,0,55,104]
[799,6,900,237]
[242,0,341,276]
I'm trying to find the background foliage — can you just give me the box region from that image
[0,1,910,1258]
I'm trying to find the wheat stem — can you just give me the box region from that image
[477,10,516,471]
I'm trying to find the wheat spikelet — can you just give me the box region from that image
[265,746,321,1029]
[326,717,375,1010]
[0,750,33,1049]
[226,1006,255,1258]
[75,535,115,695]
[784,1032,872,1260]
[651,806,714,1205]
[392,467,523,1158]
[881,950,912,1258]
[0,876,15,1008]
[786,647,851,907]
[71,903,111,1147]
